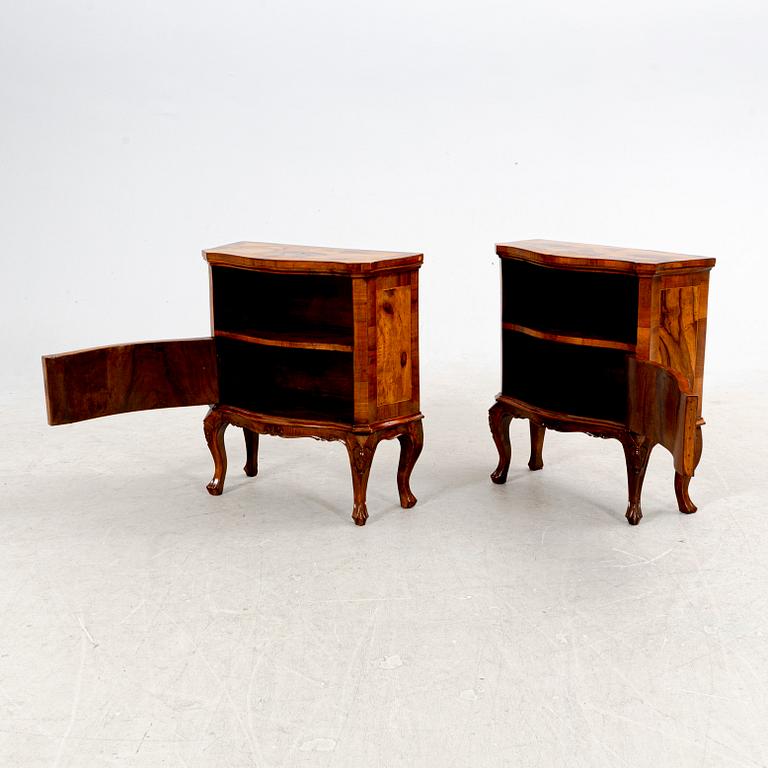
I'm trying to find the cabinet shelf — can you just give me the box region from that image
[501,322,635,352]
[214,328,353,353]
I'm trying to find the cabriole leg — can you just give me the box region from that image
[489,402,513,484]
[345,435,379,526]
[675,424,703,514]
[397,420,424,509]
[621,433,653,525]
[528,421,545,471]
[204,407,229,496]
[243,428,259,478]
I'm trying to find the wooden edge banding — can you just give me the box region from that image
[502,323,635,352]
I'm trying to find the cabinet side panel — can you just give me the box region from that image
[376,285,412,407]
[657,285,700,390]
[43,338,218,425]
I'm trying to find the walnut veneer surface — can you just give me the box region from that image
[489,239,715,525]
[43,242,424,525]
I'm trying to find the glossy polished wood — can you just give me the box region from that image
[43,339,218,425]
[490,239,714,525]
[204,241,423,276]
[205,242,424,524]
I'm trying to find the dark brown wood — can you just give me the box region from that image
[43,339,218,425]
[243,428,259,478]
[490,240,714,524]
[203,405,424,525]
[528,422,545,471]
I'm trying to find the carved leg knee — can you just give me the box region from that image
[397,420,423,509]
[203,407,229,495]
[489,402,513,484]
[621,433,653,525]
[528,421,545,471]
[243,428,259,478]
[345,435,378,525]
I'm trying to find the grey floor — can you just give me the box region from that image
[1,373,767,768]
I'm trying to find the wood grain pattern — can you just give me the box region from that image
[657,286,700,391]
[497,239,715,275]
[214,328,353,353]
[204,241,423,276]
[43,339,218,425]
[501,322,635,352]
[490,239,714,525]
[376,285,412,406]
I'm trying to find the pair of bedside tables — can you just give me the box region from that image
[43,239,715,526]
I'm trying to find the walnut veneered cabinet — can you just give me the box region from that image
[488,239,715,525]
[43,242,424,525]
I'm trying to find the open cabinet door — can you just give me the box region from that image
[627,357,699,476]
[43,338,218,425]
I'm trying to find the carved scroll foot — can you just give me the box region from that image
[396,420,423,509]
[489,402,513,484]
[203,407,228,495]
[243,428,259,478]
[345,435,379,526]
[674,473,697,514]
[621,433,653,525]
[676,424,702,514]
[528,421,545,471]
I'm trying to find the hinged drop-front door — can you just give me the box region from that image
[43,338,218,425]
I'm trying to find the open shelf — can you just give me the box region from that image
[501,259,638,345]
[216,337,354,424]
[214,328,353,353]
[211,266,354,352]
[501,330,628,424]
[501,323,635,352]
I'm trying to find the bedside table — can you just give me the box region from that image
[488,239,715,525]
[43,242,424,526]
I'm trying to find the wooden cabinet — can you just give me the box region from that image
[488,239,715,525]
[43,242,424,525]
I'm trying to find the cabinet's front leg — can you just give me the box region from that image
[345,435,379,526]
[489,402,513,484]
[675,424,703,514]
[396,420,423,509]
[621,433,653,525]
[203,407,229,496]
[528,421,545,471]
[243,428,259,478]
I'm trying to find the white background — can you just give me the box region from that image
[1,0,767,392]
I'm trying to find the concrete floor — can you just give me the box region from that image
[1,373,767,767]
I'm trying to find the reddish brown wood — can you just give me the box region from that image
[42,339,218,425]
[491,240,714,524]
[204,241,422,276]
[204,243,424,524]
[203,405,424,525]
[243,428,259,478]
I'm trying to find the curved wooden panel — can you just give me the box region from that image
[627,358,698,475]
[43,338,218,425]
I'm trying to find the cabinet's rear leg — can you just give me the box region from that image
[489,402,513,484]
[243,428,259,478]
[528,421,545,471]
[345,435,379,525]
[621,433,653,525]
[397,420,423,509]
[204,407,228,496]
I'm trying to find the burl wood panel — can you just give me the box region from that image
[497,239,715,275]
[657,286,700,391]
[376,285,412,407]
[204,241,423,276]
[43,338,218,425]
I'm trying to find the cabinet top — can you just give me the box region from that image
[497,239,716,274]
[204,241,423,275]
